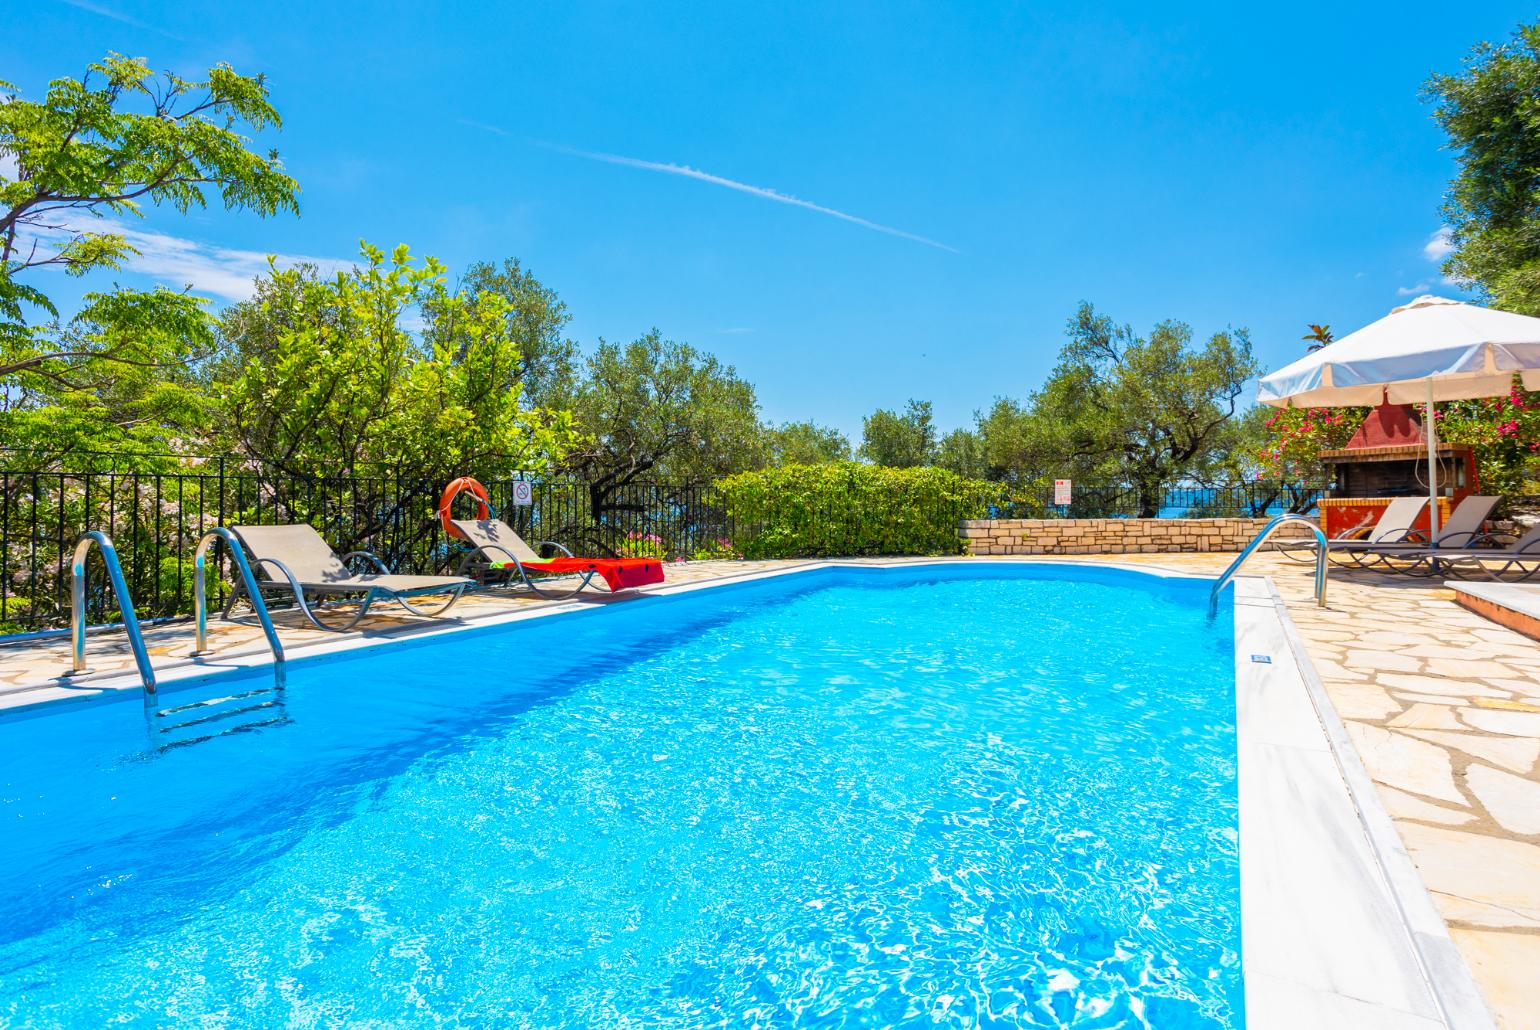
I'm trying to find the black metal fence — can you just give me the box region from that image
[0,464,732,634]
[0,463,1317,635]
[996,482,1322,520]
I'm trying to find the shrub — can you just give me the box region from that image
[618,531,668,560]
[715,463,1018,558]
[689,537,742,562]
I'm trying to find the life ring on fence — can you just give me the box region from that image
[439,477,491,540]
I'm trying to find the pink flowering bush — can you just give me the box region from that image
[1254,407,1366,481]
[1438,378,1540,495]
[1254,377,1540,497]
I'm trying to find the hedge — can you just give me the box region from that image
[715,462,1037,558]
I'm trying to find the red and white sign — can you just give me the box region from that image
[510,479,534,506]
[1053,479,1072,506]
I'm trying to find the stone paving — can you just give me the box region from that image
[2,553,1538,1026]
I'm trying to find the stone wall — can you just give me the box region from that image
[959,517,1278,555]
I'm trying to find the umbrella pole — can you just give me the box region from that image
[1426,377,1440,539]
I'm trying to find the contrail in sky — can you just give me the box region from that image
[454,122,957,253]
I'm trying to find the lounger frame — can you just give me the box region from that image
[224,533,469,632]
[452,532,599,599]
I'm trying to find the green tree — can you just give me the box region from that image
[1425,23,1540,311]
[975,397,1051,484]
[860,399,936,467]
[934,427,986,479]
[558,332,762,547]
[1029,303,1259,516]
[0,54,298,464]
[765,420,851,465]
[450,258,578,407]
[219,242,577,548]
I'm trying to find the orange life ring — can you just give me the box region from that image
[439,476,491,540]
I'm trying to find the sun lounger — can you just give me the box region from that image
[1336,495,1501,568]
[449,517,665,598]
[1389,524,1540,580]
[225,524,470,631]
[1276,496,1429,563]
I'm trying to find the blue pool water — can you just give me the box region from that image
[0,565,1241,1027]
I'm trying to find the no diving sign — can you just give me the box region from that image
[510,479,533,506]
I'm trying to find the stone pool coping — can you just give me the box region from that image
[0,557,1498,1027]
[1234,576,1489,1029]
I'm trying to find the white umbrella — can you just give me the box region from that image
[1257,295,1540,534]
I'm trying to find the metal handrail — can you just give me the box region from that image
[1209,514,1328,617]
[193,529,285,679]
[67,531,156,694]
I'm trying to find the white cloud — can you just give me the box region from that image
[1396,282,1431,296]
[516,135,958,254]
[1423,226,1454,263]
[27,215,356,302]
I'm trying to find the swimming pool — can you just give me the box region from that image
[0,564,1242,1027]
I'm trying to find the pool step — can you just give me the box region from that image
[150,683,290,750]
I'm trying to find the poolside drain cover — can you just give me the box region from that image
[1250,654,1272,664]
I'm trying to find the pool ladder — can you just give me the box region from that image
[67,531,156,693]
[192,528,285,682]
[1208,514,1329,617]
[66,528,286,701]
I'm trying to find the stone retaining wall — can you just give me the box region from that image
[960,517,1278,555]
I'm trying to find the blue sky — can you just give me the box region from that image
[17,1,1535,438]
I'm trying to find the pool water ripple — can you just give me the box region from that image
[0,567,1240,1027]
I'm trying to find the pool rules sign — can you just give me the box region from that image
[1053,479,1072,506]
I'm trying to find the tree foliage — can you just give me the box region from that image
[764,420,851,465]
[934,427,986,479]
[859,399,936,467]
[217,244,577,552]
[1254,407,1364,482]
[1016,304,1259,514]
[1426,22,1540,311]
[0,54,299,466]
[973,397,1051,484]
[451,258,578,408]
[557,332,762,544]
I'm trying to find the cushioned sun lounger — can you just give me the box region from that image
[449,517,665,597]
[226,524,470,631]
